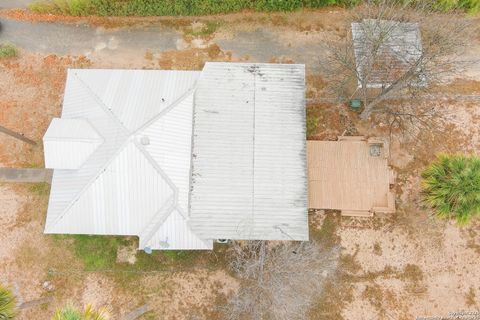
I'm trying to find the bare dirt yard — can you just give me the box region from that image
[0,8,480,320]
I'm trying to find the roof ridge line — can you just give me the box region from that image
[139,196,176,249]
[133,87,197,135]
[47,75,197,233]
[134,140,179,248]
[176,205,212,246]
[46,141,131,232]
[46,74,131,232]
[73,72,131,134]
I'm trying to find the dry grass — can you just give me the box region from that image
[466,287,476,307]
[0,7,478,319]
[158,45,232,70]
[0,54,91,167]
[433,79,480,95]
[0,8,349,32]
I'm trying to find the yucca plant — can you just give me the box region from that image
[422,154,480,225]
[51,304,109,320]
[0,284,16,320]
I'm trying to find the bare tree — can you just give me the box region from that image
[225,241,339,320]
[322,0,473,121]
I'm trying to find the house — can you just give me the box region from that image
[351,19,425,89]
[307,136,395,217]
[43,63,308,251]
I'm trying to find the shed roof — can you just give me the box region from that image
[351,19,424,88]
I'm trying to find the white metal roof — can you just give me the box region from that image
[44,69,212,250]
[45,63,308,250]
[351,19,424,88]
[189,63,308,241]
[44,118,103,169]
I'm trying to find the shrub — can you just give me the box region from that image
[51,304,109,320]
[0,284,17,320]
[436,0,480,14]
[29,0,93,15]
[421,154,480,225]
[0,43,18,59]
[28,0,355,16]
[28,0,479,15]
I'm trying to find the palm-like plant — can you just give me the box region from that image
[51,304,109,320]
[0,283,16,320]
[422,154,480,225]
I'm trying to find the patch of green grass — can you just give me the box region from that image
[309,212,341,249]
[28,182,51,196]
[0,42,18,59]
[27,0,358,16]
[28,0,479,16]
[184,21,220,37]
[161,250,192,261]
[435,0,480,14]
[306,115,320,138]
[29,0,94,15]
[69,235,128,270]
[52,234,226,273]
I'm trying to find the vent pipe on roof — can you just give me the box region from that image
[143,246,152,254]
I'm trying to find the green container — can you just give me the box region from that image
[350,99,362,109]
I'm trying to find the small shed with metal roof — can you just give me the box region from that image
[351,19,424,89]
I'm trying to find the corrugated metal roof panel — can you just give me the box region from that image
[140,92,194,212]
[45,70,130,231]
[50,142,174,235]
[352,19,423,88]
[73,69,200,131]
[44,118,102,141]
[189,62,308,241]
[44,118,103,169]
[146,209,213,250]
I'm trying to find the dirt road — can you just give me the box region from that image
[0,16,328,69]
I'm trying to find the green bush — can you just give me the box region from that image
[51,304,109,320]
[422,154,480,225]
[28,0,477,16]
[28,0,357,16]
[0,43,18,59]
[29,0,93,15]
[0,284,16,320]
[436,0,480,14]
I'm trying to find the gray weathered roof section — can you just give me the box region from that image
[352,19,423,88]
[189,62,308,241]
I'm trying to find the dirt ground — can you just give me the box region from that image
[0,8,480,320]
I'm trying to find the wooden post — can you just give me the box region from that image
[18,297,54,310]
[0,125,37,145]
[123,304,152,320]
